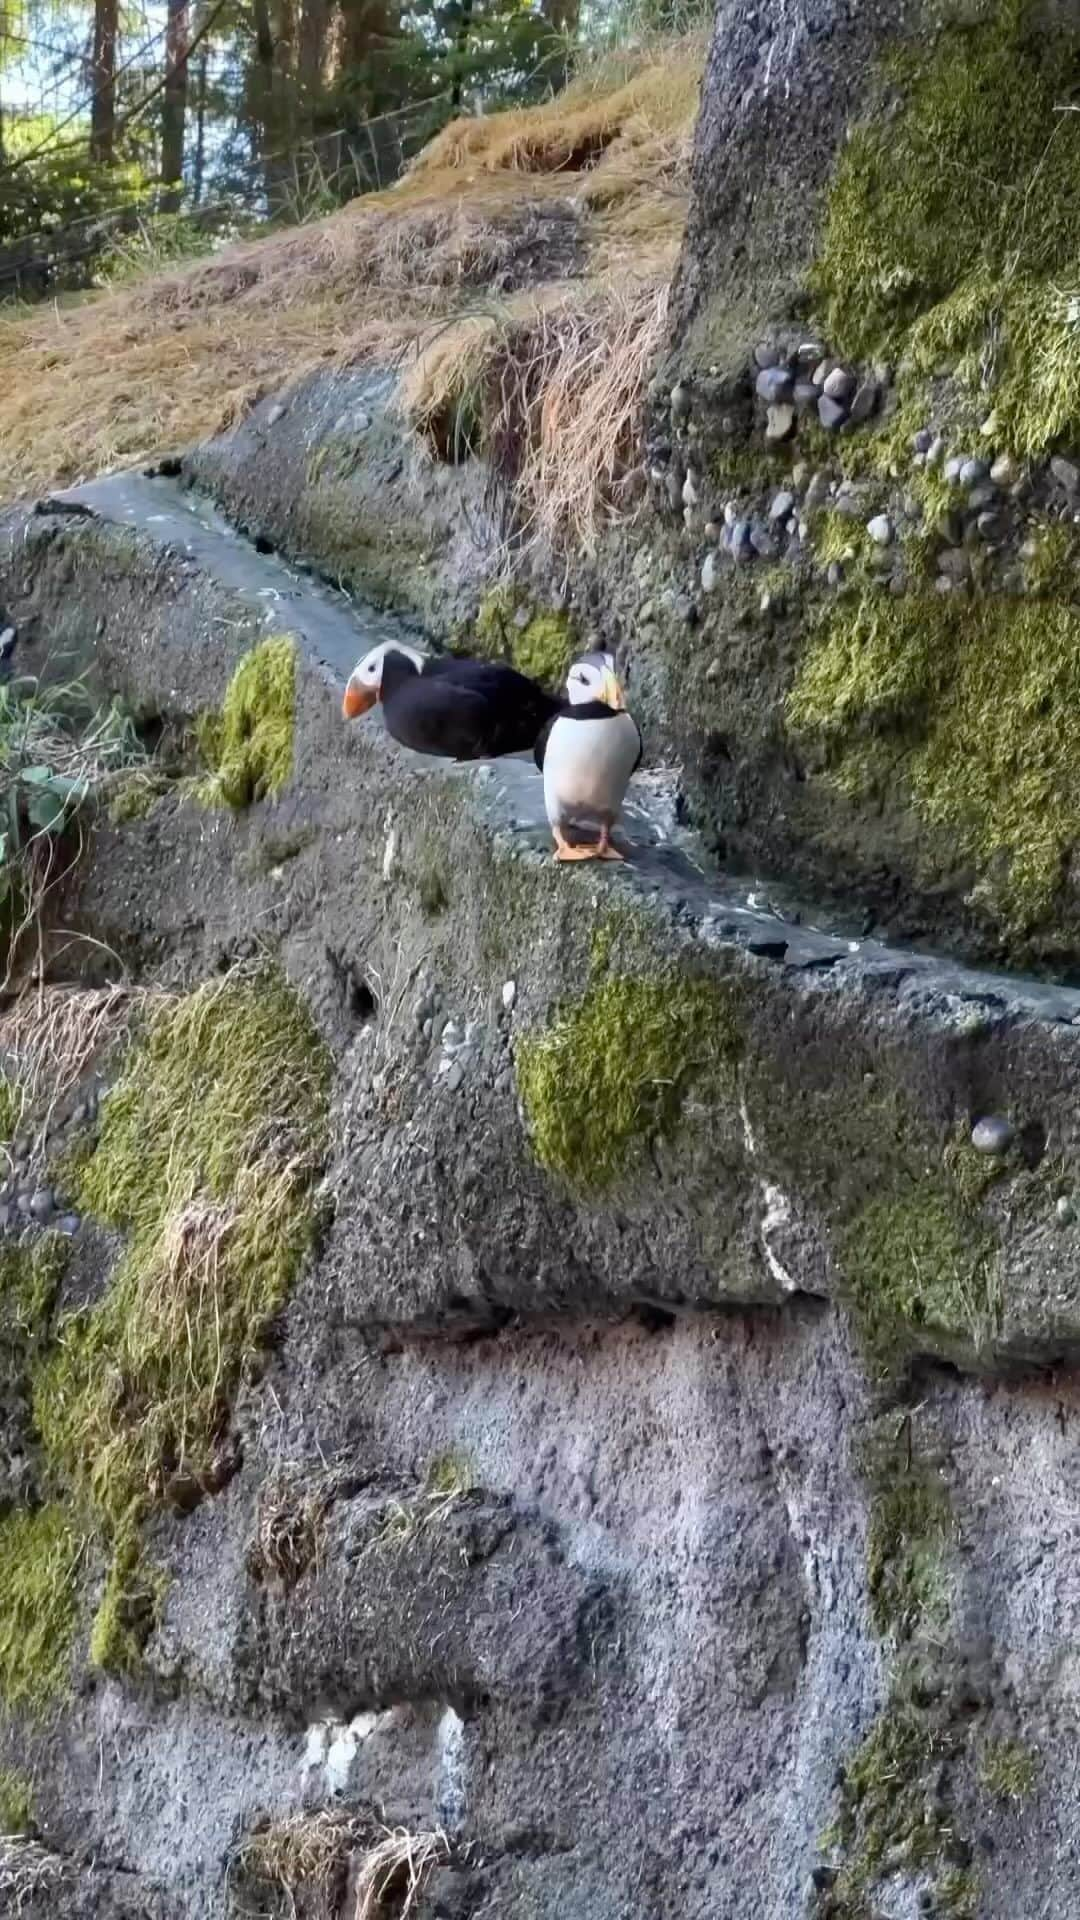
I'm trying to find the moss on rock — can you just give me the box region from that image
[516,972,742,1191]
[0,1503,84,1713]
[979,1736,1038,1801]
[473,587,577,687]
[0,1766,32,1833]
[197,635,296,809]
[787,585,1080,935]
[89,1515,169,1677]
[865,1442,952,1641]
[33,967,330,1529]
[811,0,1080,458]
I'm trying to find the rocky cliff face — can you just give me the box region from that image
[3,5,1080,1918]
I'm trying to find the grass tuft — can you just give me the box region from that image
[0,1768,32,1836]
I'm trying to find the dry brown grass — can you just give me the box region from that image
[0,34,701,508]
[352,1826,450,1920]
[250,1465,338,1587]
[0,981,158,1158]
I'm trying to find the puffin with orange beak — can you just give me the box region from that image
[342,641,560,761]
[535,651,641,861]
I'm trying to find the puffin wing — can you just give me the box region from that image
[386,675,501,759]
[533,710,561,772]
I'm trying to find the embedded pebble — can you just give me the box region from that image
[444,1062,464,1094]
[913,429,934,455]
[827,561,845,587]
[29,1188,54,1222]
[793,380,819,414]
[266,403,287,426]
[1056,1195,1075,1226]
[804,471,830,514]
[944,456,964,482]
[1051,455,1080,492]
[796,341,825,367]
[669,382,691,422]
[682,471,699,507]
[848,380,879,423]
[818,396,847,431]
[977,510,1008,543]
[58,1213,80,1237]
[502,980,516,1011]
[990,452,1018,486]
[750,525,778,559]
[823,366,856,403]
[967,483,998,512]
[440,1019,464,1051]
[926,435,945,468]
[867,514,893,546]
[730,520,754,561]
[756,367,794,405]
[959,457,988,486]
[769,490,795,523]
[16,1192,32,1215]
[765,403,796,442]
[971,1115,1014,1157]
[753,342,780,370]
[701,552,719,593]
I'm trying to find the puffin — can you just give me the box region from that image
[341,641,560,760]
[535,651,642,861]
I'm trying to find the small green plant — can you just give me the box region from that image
[0,676,145,978]
[196,636,297,809]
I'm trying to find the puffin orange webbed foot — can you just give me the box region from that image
[553,842,600,862]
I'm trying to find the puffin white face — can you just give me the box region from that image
[342,643,423,720]
[566,650,624,710]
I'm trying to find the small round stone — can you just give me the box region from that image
[971,1115,1014,1157]
[669,382,692,422]
[1056,1195,1075,1226]
[58,1213,80,1237]
[818,395,847,431]
[501,980,516,1011]
[823,366,857,402]
[444,1061,464,1094]
[30,1188,54,1222]
[913,428,934,454]
[16,1191,33,1215]
[701,552,719,593]
[0,1204,11,1233]
[756,366,794,405]
[959,456,989,486]
[769,489,795,523]
[867,514,893,546]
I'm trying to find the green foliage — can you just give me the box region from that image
[197,637,296,810]
[787,586,1080,933]
[812,0,1080,457]
[96,214,240,287]
[32,968,331,1534]
[0,1504,84,1713]
[979,1737,1037,1801]
[0,1767,32,1834]
[1021,521,1080,599]
[472,588,578,688]
[516,972,741,1190]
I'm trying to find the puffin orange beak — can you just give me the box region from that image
[600,668,625,711]
[343,680,376,720]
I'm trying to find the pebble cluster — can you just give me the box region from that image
[0,1086,97,1239]
[407,976,516,1101]
[649,337,1080,610]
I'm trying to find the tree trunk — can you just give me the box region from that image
[161,0,190,207]
[192,45,208,204]
[253,0,274,63]
[89,0,119,166]
[449,0,473,114]
[539,0,577,91]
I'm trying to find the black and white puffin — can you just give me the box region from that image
[535,651,642,861]
[342,641,559,760]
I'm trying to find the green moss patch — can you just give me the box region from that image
[812,0,1080,458]
[787,586,1080,934]
[842,1186,996,1363]
[472,587,578,687]
[197,635,296,809]
[866,1444,952,1642]
[89,1519,169,1676]
[516,972,742,1191]
[0,1504,84,1713]
[0,1767,32,1834]
[0,1236,66,1346]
